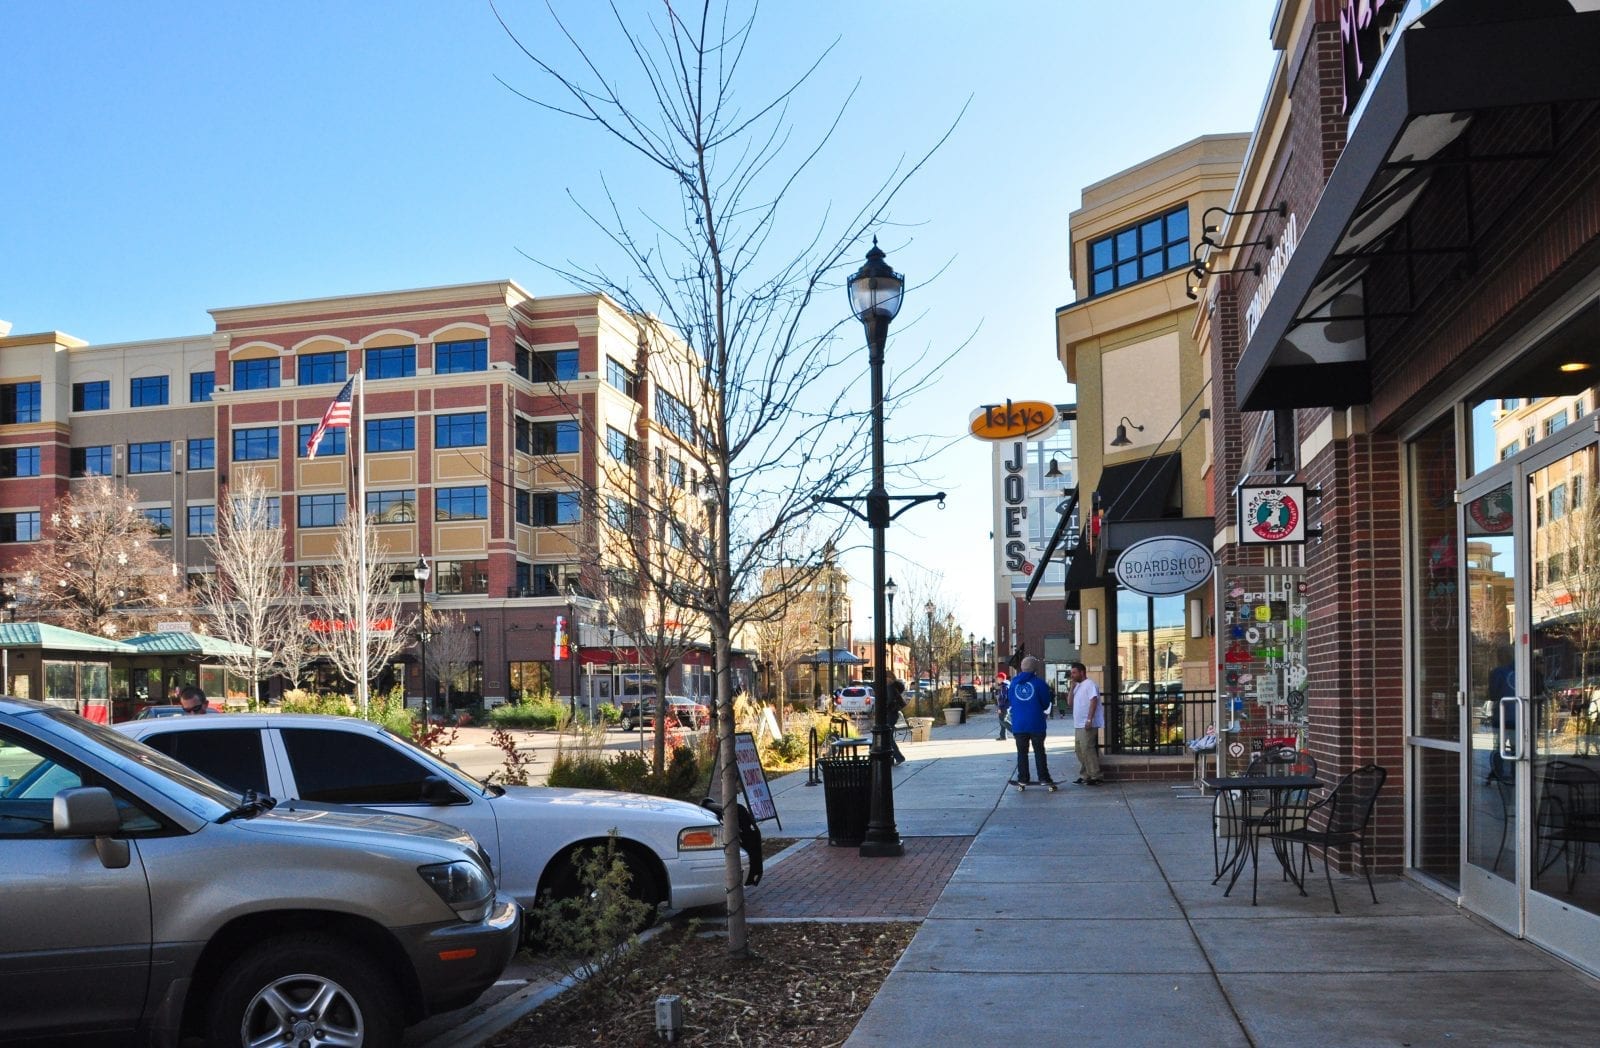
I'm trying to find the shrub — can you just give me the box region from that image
[595,702,622,725]
[490,698,568,730]
[603,751,653,793]
[546,752,614,789]
[526,831,652,996]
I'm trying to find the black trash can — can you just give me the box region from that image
[818,755,872,847]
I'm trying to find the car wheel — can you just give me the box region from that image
[205,932,403,1048]
[544,844,663,933]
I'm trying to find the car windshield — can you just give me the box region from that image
[29,706,239,815]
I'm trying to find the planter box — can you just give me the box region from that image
[907,716,934,743]
[943,707,964,726]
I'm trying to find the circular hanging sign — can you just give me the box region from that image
[1114,535,1214,597]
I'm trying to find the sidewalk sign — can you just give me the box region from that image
[707,731,780,829]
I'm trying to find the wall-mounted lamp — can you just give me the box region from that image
[1044,457,1063,480]
[1109,416,1144,448]
[1084,608,1100,646]
[1201,201,1287,234]
[1189,598,1205,639]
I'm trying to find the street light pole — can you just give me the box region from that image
[845,240,920,859]
[884,577,897,683]
[925,601,934,695]
[412,557,432,724]
[969,632,976,687]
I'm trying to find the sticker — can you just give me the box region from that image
[1228,741,1245,758]
[1254,604,1272,622]
[1245,627,1261,643]
[1287,689,1306,712]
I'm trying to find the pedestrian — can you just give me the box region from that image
[888,678,907,766]
[994,673,1011,741]
[1006,656,1055,787]
[178,684,215,715]
[1066,662,1103,785]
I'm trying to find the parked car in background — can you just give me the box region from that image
[117,713,733,932]
[619,695,711,730]
[133,704,185,719]
[832,684,874,715]
[1,696,519,1047]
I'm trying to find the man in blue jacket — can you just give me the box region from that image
[1007,656,1056,787]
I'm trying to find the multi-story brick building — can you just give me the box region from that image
[1,280,748,711]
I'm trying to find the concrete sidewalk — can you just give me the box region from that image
[755,714,1600,1047]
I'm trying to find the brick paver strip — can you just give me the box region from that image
[747,836,972,919]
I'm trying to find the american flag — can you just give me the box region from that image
[305,377,355,457]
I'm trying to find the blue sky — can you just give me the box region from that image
[1,1,1276,637]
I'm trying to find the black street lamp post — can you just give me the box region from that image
[564,589,580,720]
[925,601,934,694]
[830,240,943,859]
[884,577,898,682]
[969,632,976,687]
[412,557,432,724]
[472,620,483,704]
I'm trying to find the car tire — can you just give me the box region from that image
[205,932,403,1048]
[544,844,663,933]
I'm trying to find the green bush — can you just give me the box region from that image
[545,746,703,801]
[489,698,567,730]
[603,751,653,793]
[595,702,622,725]
[526,832,652,992]
[546,752,614,789]
[769,730,807,762]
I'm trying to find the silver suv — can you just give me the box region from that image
[0,696,519,1047]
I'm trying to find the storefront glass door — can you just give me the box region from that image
[1459,431,1600,974]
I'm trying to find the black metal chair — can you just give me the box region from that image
[1535,760,1600,893]
[1266,763,1387,913]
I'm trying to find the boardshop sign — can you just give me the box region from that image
[1114,536,1214,598]
[969,400,1060,443]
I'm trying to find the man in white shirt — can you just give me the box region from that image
[1067,662,1103,785]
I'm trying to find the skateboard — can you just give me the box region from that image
[1009,778,1058,792]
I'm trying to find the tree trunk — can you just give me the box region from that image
[713,614,747,957]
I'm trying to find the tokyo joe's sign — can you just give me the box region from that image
[1114,536,1214,597]
[969,400,1060,442]
[1237,484,1308,545]
[972,400,1062,576]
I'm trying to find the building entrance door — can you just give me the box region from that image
[1460,433,1600,975]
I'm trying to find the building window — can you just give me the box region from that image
[434,559,489,595]
[297,351,347,386]
[297,493,347,528]
[1500,442,1519,461]
[130,375,169,407]
[655,389,695,443]
[366,345,416,379]
[70,446,114,477]
[366,417,415,452]
[532,492,581,525]
[1575,474,1585,509]
[232,427,279,462]
[515,561,533,593]
[72,381,110,412]
[190,371,215,403]
[508,659,553,698]
[140,506,172,537]
[1088,204,1189,296]
[232,358,281,390]
[1545,410,1570,437]
[128,441,171,474]
[436,412,487,448]
[0,511,40,543]
[233,495,282,528]
[531,349,579,383]
[668,457,685,489]
[1551,482,1568,521]
[435,338,488,374]
[188,504,216,536]
[188,438,215,471]
[533,420,580,455]
[1525,426,1537,448]
[606,425,636,465]
[0,447,41,478]
[606,357,638,396]
[296,423,346,457]
[435,485,488,520]
[0,382,42,424]
[606,497,635,531]
[531,563,577,597]
[366,489,416,524]
[515,489,531,525]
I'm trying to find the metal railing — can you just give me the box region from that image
[1105,690,1216,756]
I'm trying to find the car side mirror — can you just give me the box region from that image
[53,787,131,870]
[420,775,464,805]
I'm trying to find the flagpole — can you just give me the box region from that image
[354,369,369,716]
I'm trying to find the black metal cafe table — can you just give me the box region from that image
[1204,774,1321,904]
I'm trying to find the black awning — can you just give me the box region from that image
[1237,5,1600,412]
[1061,538,1104,612]
[1096,453,1182,523]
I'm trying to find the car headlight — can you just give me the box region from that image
[418,860,495,922]
[677,825,722,851]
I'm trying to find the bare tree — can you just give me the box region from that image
[204,473,300,702]
[10,476,186,636]
[425,609,479,716]
[496,0,957,957]
[311,512,409,714]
